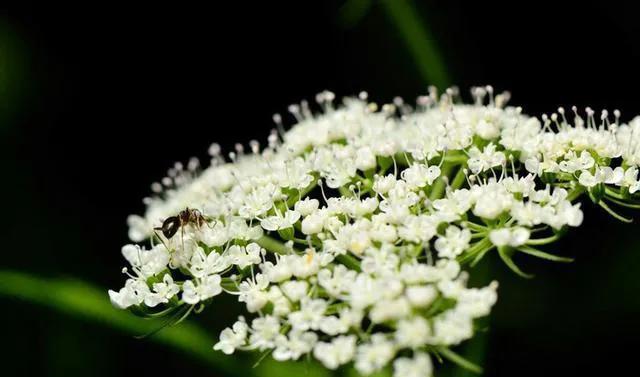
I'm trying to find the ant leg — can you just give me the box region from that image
[154,229,172,253]
[200,208,216,229]
[181,226,186,253]
[206,219,217,230]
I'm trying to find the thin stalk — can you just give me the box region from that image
[380,0,451,89]
[566,186,586,202]
[436,346,483,374]
[450,166,467,191]
[336,254,362,272]
[256,235,290,255]
[526,233,562,246]
[598,200,634,223]
[605,196,640,209]
[430,162,456,201]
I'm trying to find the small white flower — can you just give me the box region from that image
[395,317,431,348]
[227,243,262,269]
[373,174,397,194]
[405,285,438,308]
[214,318,248,355]
[489,227,530,247]
[145,274,180,307]
[280,280,308,302]
[288,297,327,331]
[273,330,318,361]
[313,335,357,370]
[355,334,396,375]
[435,225,471,259]
[108,278,150,309]
[318,265,357,297]
[318,315,348,335]
[248,316,281,351]
[188,247,230,279]
[355,146,377,171]
[260,255,294,283]
[401,163,440,189]
[301,213,325,235]
[238,273,270,312]
[260,210,301,231]
[290,249,323,278]
[121,244,169,279]
[294,197,320,216]
[467,143,506,174]
[182,275,222,304]
[369,297,411,323]
[393,352,433,377]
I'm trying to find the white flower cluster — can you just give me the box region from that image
[110,87,640,376]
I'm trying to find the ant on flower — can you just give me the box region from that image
[155,207,207,239]
[154,208,211,251]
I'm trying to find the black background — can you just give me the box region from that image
[1,1,639,376]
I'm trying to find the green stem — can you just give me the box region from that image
[435,346,483,374]
[598,200,634,223]
[604,186,626,200]
[526,233,562,246]
[497,246,534,279]
[339,185,353,197]
[458,238,492,265]
[430,162,456,201]
[605,196,640,209]
[285,181,318,208]
[566,186,586,202]
[336,254,362,272]
[450,166,467,191]
[256,235,290,255]
[517,245,574,263]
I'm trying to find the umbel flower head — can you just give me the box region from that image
[110,86,640,376]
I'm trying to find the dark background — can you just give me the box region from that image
[1,1,639,376]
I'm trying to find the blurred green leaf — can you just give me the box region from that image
[0,270,331,377]
[380,0,451,89]
[0,270,245,375]
[338,0,373,28]
[0,20,31,127]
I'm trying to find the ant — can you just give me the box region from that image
[155,208,206,239]
[154,208,210,251]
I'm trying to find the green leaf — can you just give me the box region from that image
[517,245,574,263]
[0,270,246,375]
[0,270,328,377]
[337,0,374,28]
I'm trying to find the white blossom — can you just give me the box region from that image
[110,87,640,375]
[313,335,357,369]
[393,353,433,377]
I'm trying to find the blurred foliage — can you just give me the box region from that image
[0,19,30,126]
[339,0,451,89]
[379,0,450,89]
[0,270,333,377]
